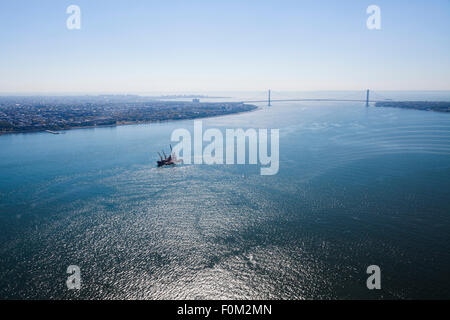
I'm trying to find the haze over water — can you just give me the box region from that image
[1,91,450,299]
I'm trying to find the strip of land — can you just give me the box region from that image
[0,95,256,134]
[375,101,450,113]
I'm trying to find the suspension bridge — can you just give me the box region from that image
[241,90,393,107]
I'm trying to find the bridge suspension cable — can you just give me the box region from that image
[241,89,394,105]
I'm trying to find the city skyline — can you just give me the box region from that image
[1,0,449,93]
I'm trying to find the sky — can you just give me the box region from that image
[0,0,449,93]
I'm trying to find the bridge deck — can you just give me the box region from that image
[242,99,388,103]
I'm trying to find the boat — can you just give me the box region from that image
[157,145,178,167]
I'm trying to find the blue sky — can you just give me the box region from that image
[0,0,449,93]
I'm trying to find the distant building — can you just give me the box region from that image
[192,98,200,103]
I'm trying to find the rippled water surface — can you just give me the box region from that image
[1,93,450,299]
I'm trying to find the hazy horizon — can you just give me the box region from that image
[2,90,450,96]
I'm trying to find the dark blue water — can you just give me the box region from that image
[1,93,450,299]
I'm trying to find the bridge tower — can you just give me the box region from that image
[366,89,370,107]
[268,89,271,106]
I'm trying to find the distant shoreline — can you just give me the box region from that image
[375,101,450,113]
[0,104,260,136]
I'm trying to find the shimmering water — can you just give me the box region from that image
[1,93,450,299]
